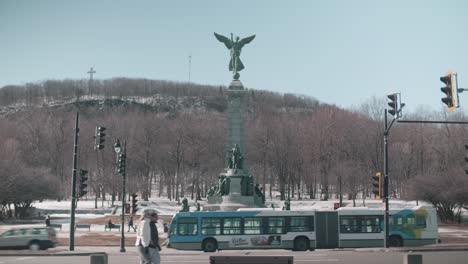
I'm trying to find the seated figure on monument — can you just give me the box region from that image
[217,176,227,196]
[255,184,265,204]
[207,186,215,197]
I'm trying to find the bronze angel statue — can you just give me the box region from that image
[214,32,256,80]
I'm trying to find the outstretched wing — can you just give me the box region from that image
[239,34,256,47]
[214,32,233,49]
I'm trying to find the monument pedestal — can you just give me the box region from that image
[204,169,264,211]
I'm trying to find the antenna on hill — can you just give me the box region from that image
[87,67,96,95]
[188,54,192,83]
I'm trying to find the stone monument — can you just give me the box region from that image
[204,33,264,211]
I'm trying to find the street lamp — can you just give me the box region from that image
[114,139,126,253]
[114,140,121,154]
[113,140,121,205]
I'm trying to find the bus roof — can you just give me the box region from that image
[237,208,275,211]
[172,209,316,219]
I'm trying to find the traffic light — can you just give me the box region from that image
[387,93,405,118]
[117,152,126,175]
[388,94,397,116]
[440,71,455,110]
[372,172,382,199]
[95,126,106,150]
[78,169,88,197]
[131,193,138,214]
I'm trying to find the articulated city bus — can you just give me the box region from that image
[167,205,438,251]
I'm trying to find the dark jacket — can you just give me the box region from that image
[149,221,161,250]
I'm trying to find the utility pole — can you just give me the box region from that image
[188,55,192,83]
[339,175,342,207]
[69,112,79,251]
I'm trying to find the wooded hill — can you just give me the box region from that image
[0,78,467,222]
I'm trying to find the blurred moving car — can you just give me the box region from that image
[0,227,57,250]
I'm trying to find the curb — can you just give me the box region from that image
[0,252,106,257]
[350,246,468,253]
[399,247,468,252]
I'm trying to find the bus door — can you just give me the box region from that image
[315,211,339,249]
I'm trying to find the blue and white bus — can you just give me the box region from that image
[168,209,316,252]
[167,205,438,251]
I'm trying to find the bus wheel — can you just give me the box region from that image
[388,235,403,247]
[293,237,309,251]
[202,238,218,252]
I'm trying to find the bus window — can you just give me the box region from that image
[395,216,403,225]
[289,217,310,232]
[416,216,426,228]
[244,217,262,234]
[170,221,177,236]
[340,216,382,233]
[267,217,285,234]
[202,218,221,235]
[340,216,358,233]
[178,217,198,236]
[407,215,416,225]
[222,218,241,235]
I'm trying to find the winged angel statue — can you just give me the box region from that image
[214,32,256,80]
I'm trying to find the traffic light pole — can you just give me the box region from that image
[397,120,468,125]
[383,110,392,248]
[120,140,126,253]
[69,112,79,251]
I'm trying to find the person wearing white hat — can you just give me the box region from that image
[135,209,160,264]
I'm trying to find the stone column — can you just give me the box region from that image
[226,80,247,166]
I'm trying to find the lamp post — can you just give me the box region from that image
[114,139,126,253]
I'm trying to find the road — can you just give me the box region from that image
[0,250,467,264]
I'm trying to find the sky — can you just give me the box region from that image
[1,0,468,113]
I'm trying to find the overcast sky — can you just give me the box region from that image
[1,0,467,113]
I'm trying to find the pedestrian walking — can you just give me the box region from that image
[135,209,161,264]
[128,216,136,232]
[45,215,50,227]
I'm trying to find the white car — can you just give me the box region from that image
[0,227,57,250]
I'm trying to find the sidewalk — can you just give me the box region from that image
[0,246,202,256]
[350,243,468,253]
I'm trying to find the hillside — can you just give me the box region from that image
[0,78,319,117]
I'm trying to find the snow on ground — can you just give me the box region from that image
[31,196,432,218]
[34,200,113,210]
[286,198,429,211]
